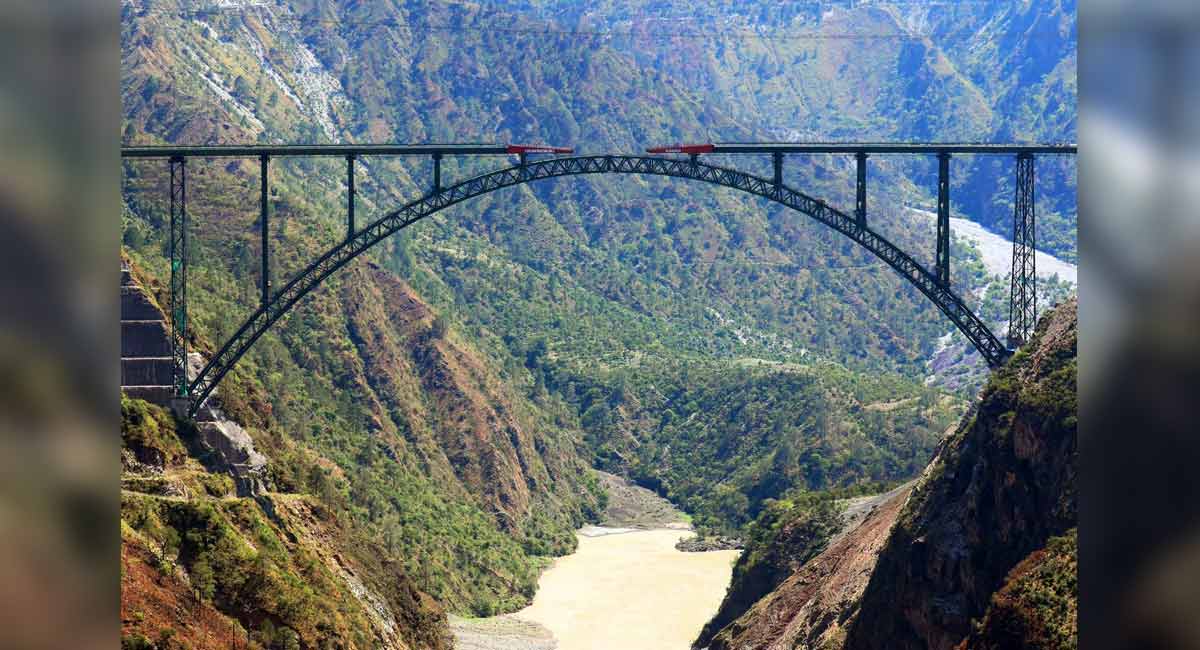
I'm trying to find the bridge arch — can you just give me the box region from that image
[188,154,1008,415]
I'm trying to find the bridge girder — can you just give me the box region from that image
[181,154,1011,416]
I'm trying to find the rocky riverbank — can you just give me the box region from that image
[450,615,556,650]
[594,470,690,529]
[675,535,743,552]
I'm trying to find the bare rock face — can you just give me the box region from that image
[706,486,912,650]
[957,530,1077,650]
[701,299,1077,650]
[193,417,269,496]
[844,299,1077,650]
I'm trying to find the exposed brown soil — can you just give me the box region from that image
[121,534,251,650]
[708,486,911,650]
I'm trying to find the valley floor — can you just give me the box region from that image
[450,472,739,650]
[905,207,1078,283]
[452,528,739,650]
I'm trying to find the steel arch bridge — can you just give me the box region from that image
[120,143,1076,417]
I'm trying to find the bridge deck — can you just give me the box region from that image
[688,143,1076,155]
[121,142,1078,159]
[120,144,512,158]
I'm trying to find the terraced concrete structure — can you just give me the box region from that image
[121,262,268,495]
[121,262,175,406]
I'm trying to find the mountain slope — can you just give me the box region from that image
[701,297,1077,650]
[121,310,450,650]
[122,226,603,618]
[120,0,983,543]
[959,529,1077,650]
[705,485,913,650]
[846,297,1077,650]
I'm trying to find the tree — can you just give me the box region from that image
[233,75,251,101]
[191,555,216,601]
[430,316,448,339]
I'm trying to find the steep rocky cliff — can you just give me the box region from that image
[845,297,1077,650]
[705,485,913,650]
[695,486,878,647]
[958,529,1077,650]
[699,298,1077,650]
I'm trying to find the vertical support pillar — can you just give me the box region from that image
[855,151,868,228]
[346,154,355,240]
[168,156,189,398]
[772,152,783,189]
[1008,153,1037,348]
[517,151,528,180]
[260,154,270,309]
[432,152,442,194]
[936,152,951,286]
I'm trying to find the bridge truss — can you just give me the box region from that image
[120,142,1076,417]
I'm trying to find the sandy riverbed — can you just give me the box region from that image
[905,207,1077,284]
[453,526,740,650]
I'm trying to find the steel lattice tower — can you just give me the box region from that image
[168,156,189,397]
[1008,153,1037,348]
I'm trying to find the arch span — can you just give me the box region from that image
[188,154,1008,415]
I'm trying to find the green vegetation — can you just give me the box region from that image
[967,530,1078,650]
[123,492,375,649]
[538,357,956,535]
[121,395,187,468]
[121,396,451,649]
[697,482,901,646]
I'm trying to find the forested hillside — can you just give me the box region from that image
[120,0,1077,645]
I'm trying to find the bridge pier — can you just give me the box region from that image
[432,152,442,194]
[346,154,356,240]
[1008,153,1037,348]
[260,154,271,308]
[773,152,783,189]
[936,152,951,286]
[168,156,189,398]
[855,152,868,228]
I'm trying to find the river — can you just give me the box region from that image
[518,526,738,650]
[452,474,742,650]
[905,206,1077,284]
